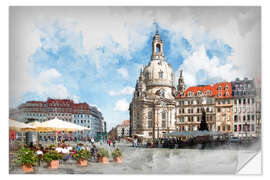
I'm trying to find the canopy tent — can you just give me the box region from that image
[37,117,90,132]
[36,117,91,144]
[9,118,91,145]
[134,134,145,138]
[9,119,35,132]
[9,119,36,145]
[164,131,227,138]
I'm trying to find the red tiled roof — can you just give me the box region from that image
[213,82,232,99]
[176,82,232,99]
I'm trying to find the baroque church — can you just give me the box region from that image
[129,30,185,139]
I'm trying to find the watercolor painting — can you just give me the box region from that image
[9,6,261,174]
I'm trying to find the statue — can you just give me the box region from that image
[199,108,209,131]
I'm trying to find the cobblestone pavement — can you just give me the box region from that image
[9,141,260,174]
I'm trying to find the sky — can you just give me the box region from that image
[9,7,261,131]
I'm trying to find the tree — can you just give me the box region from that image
[199,108,209,131]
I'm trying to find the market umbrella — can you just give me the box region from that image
[37,117,90,143]
[9,119,36,145]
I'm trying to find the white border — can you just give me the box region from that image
[2,0,269,180]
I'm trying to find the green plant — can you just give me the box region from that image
[48,144,56,149]
[15,147,38,166]
[42,150,63,162]
[72,149,91,161]
[97,148,109,158]
[111,148,122,159]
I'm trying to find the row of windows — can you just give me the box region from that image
[217,99,231,105]
[73,120,90,124]
[178,115,214,123]
[179,107,214,114]
[216,116,231,121]
[233,90,256,96]
[178,99,214,105]
[25,113,93,118]
[217,85,229,91]
[217,107,231,113]
[234,107,255,113]
[217,125,231,131]
[234,115,255,122]
[234,98,255,105]
[234,124,255,132]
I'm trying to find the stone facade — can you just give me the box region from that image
[129,31,177,139]
[9,98,105,138]
[129,31,261,139]
[231,78,257,137]
[214,82,233,134]
[175,85,216,132]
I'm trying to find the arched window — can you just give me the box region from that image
[162,111,166,128]
[160,89,165,98]
[188,91,193,97]
[159,70,163,78]
[156,43,161,52]
[148,111,152,128]
[145,71,150,80]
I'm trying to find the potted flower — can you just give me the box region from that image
[112,148,123,163]
[15,147,38,173]
[42,150,63,169]
[72,149,91,166]
[97,148,109,164]
[48,144,56,150]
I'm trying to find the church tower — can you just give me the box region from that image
[177,70,185,96]
[151,29,165,61]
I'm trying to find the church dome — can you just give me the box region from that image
[144,59,174,88]
[143,31,174,88]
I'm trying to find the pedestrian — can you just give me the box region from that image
[134,138,137,148]
[112,139,116,147]
[108,139,111,146]
[91,137,94,145]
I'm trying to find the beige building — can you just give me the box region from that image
[175,84,216,132]
[214,82,233,134]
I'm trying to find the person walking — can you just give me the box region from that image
[112,139,116,147]
[108,139,111,146]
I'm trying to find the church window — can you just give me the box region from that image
[159,70,163,78]
[156,43,161,53]
[145,71,150,80]
[162,111,166,128]
[160,89,165,98]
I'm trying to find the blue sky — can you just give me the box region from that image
[10,7,261,130]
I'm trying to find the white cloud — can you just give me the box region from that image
[71,95,80,103]
[113,98,129,112]
[109,86,135,96]
[178,46,243,87]
[117,67,129,79]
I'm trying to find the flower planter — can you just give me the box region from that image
[22,165,34,173]
[48,160,59,169]
[98,157,109,164]
[78,160,88,166]
[113,157,122,163]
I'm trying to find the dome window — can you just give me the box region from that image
[159,70,163,78]
[145,71,150,80]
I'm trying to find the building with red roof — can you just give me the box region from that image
[10,98,105,140]
[175,84,216,132]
